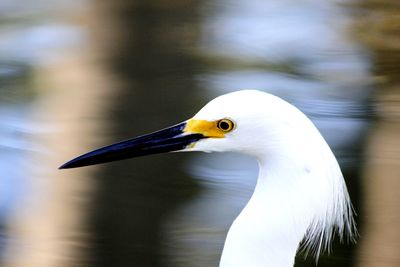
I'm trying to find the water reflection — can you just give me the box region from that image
[0,0,399,267]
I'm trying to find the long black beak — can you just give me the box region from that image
[59,122,205,169]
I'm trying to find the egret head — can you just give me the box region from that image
[59,90,313,168]
[182,90,315,160]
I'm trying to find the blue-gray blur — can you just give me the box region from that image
[0,0,399,267]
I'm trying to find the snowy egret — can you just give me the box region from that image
[60,90,356,267]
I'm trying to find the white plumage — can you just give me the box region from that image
[187,90,356,267]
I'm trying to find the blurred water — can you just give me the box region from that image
[0,0,399,267]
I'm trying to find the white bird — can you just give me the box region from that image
[60,90,356,267]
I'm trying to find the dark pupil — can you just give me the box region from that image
[219,121,230,130]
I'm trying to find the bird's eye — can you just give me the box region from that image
[217,119,235,132]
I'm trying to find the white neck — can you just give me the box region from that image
[219,140,355,267]
[219,161,309,267]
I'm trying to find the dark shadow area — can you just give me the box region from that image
[88,1,205,267]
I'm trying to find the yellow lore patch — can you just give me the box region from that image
[184,119,226,138]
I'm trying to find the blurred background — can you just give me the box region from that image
[0,0,399,266]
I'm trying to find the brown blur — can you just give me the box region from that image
[3,3,117,267]
[353,1,400,266]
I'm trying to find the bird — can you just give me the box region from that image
[60,90,356,267]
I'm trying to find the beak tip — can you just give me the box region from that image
[58,162,74,169]
[58,158,86,169]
